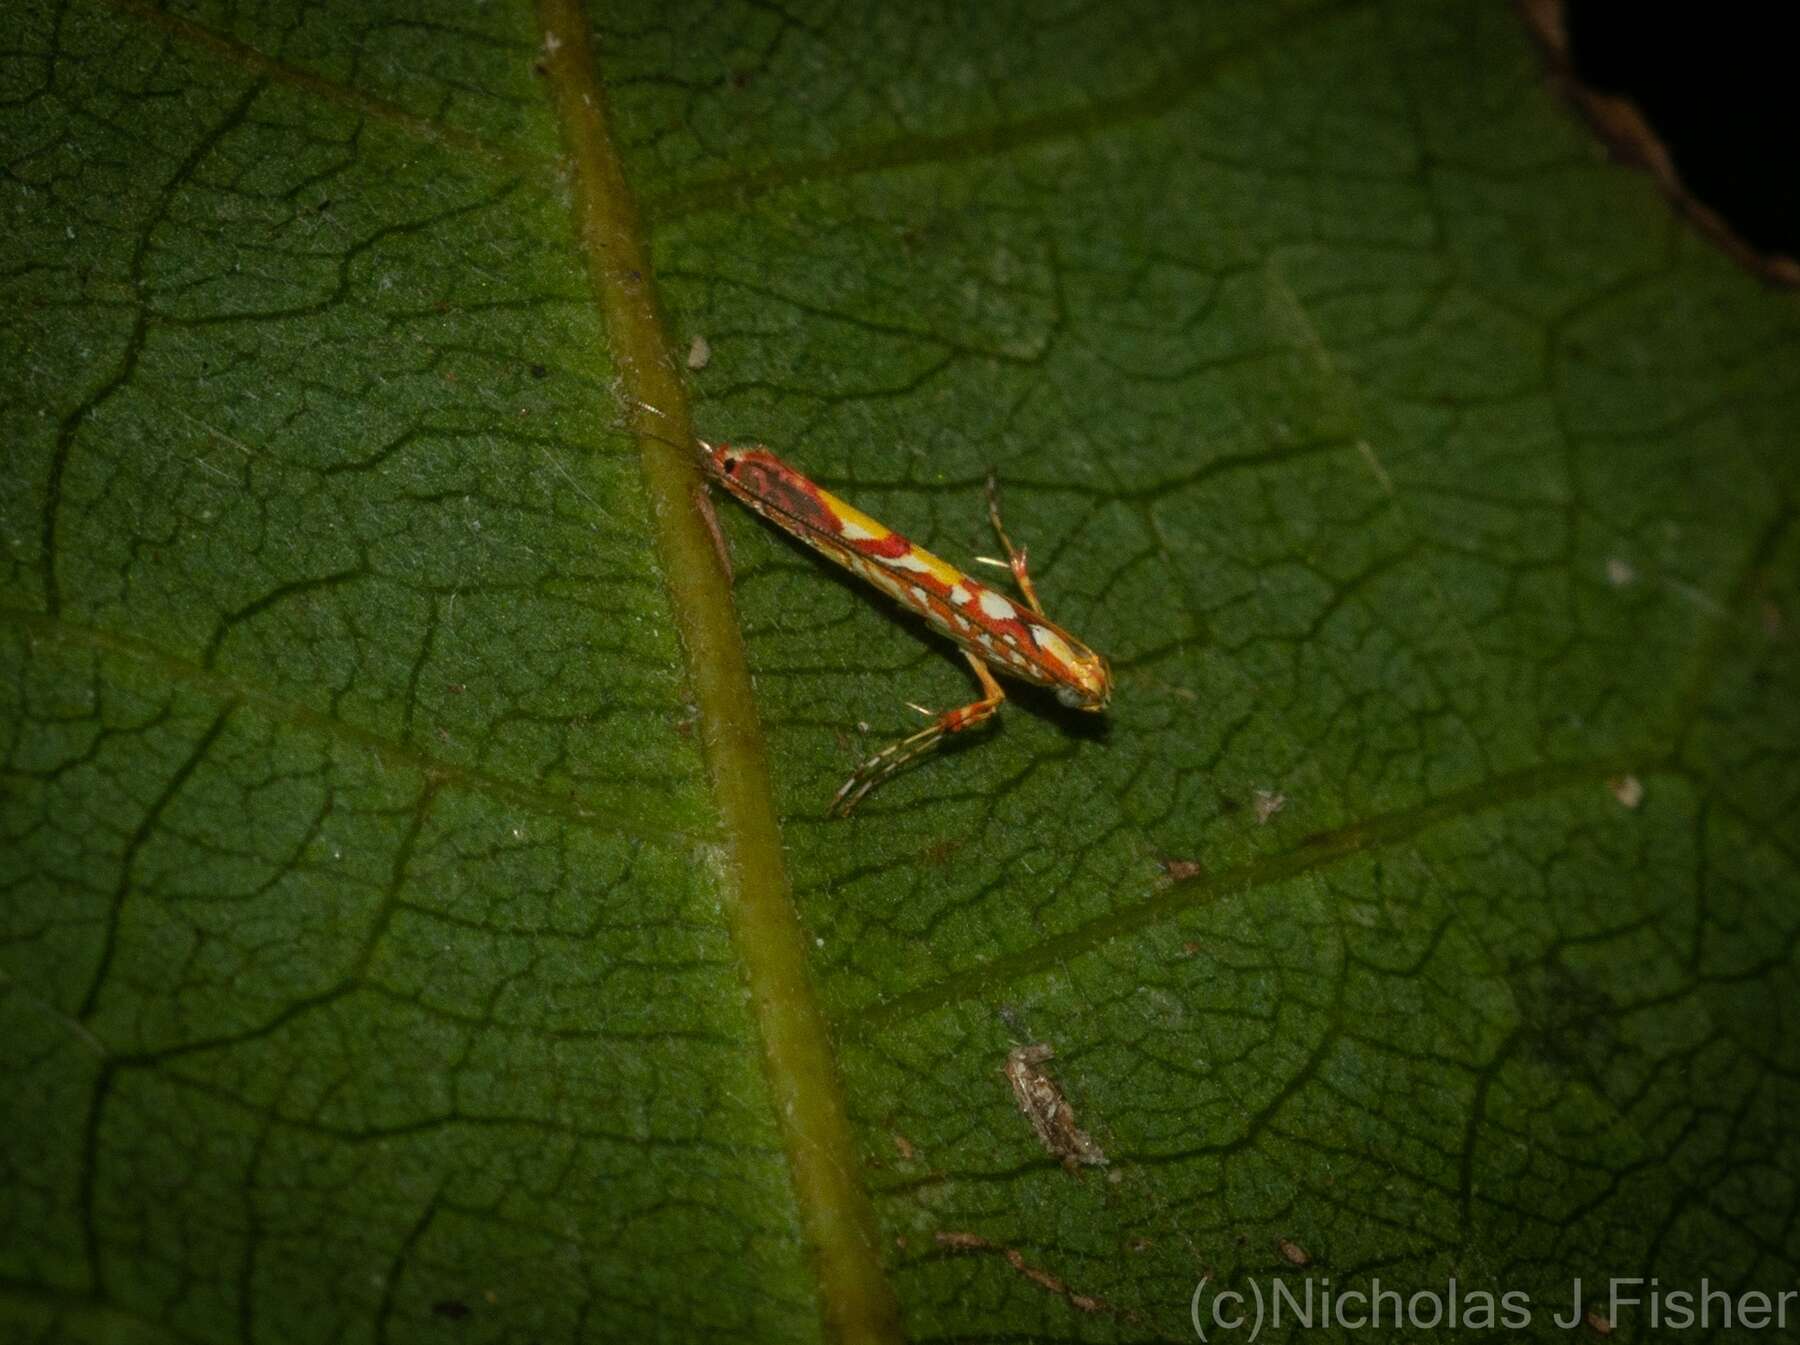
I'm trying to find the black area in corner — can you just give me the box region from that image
[1564,1,1798,259]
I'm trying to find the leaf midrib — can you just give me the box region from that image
[533,4,904,1343]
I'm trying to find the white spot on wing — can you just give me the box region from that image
[890,551,933,574]
[1029,624,1076,666]
[840,517,877,541]
[977,589,1016,622]
[948,584,971,605]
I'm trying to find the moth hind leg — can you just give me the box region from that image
[829,655,1005,817]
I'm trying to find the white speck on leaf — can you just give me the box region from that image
[1606,557,1635,586]
[686,334,711,369]
[1608,775,1644,809]
[1254,789,1286,824]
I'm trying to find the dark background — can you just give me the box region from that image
[1566,1,1797,260]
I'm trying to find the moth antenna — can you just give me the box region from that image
[633,425,689,453]
[619,402,712,459]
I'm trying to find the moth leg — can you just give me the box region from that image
[984,472,1045,616]
[830,653,1005,817]
[694,482,734,581]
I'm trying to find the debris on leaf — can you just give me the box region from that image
[1605,557,1636,586]
[1005,1043,1106,1169]
[1159,856,1204,882]
[892,1132,916,1162]
[687,334,711,369]
[1253,789,1286,824]
[1586,1309,1614,1336]
[920,837,964,868]
[1276,1237,1311,1267]
[934,1231,1117,1317]
[1607,774,1644,809]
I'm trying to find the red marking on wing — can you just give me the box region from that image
[723,450,840,535]
[902,578,1070,689]
[974,601,1086,684]
[847,532,912,560]
[710,445,928,561]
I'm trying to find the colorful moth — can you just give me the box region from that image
[695,438,1112,815]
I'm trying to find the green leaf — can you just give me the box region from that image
[5,2,1797,1342]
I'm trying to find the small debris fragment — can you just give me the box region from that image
[1180,940,1201,958]
[1253,789,1286,824]
[920,838,963,867]
[1005,1043,1107,1169]
[686,334,712,369]
[1605,557,1636,587]
[1015,1257,1067,1296]
[892,1132,916,1162]
[934,1232,1117,1318]
[936,1230,988,1251]
[1586,1309,1614,1336]
[1276,1237,1311,1267]
[1160,857,1204,882]
[1607,774,1644,809]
